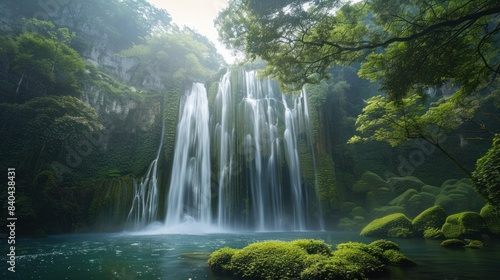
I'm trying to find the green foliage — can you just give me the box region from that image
[441,212,487,239]
[472,135,500,208]
[440,239,466,249]
[387,227,415,238]
[412,205,448,234]
[121,31,223,85]
[360,213,412,238]
[480,204,500,235]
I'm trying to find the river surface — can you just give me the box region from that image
[3,230,499,279]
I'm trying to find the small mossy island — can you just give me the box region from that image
[208,239,415,280]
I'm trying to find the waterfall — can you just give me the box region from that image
[215,71,235,228]
[165,83,212,227]
[124,71,323,232]
[125,123,164,230]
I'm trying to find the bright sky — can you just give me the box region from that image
[147,0,235,63]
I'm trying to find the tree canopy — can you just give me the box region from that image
[216,0,500,99]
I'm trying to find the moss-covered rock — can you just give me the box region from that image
[480,204,500,235]
[369,240,400,252]
[340,202,357,214]
[290,239,332,256]
[388,189,419,207]
[423,227,445,240]
[441,212,487,239]
[382,249,417,267]
[209,239,416,280]
[465,240,483,249]
[406,192,436,217]
[229,241,308,279]
[360,213,412,238]
[349,206,368,218]
[207,247,237,275]
[421,185,441,195]
[412,205,447,234]
[352,171,388,193]
[440,239,466,249]
[387,176,425,195]
[387,227,415,238]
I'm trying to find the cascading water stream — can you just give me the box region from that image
[125,122,165,230]
[165,83,211,228]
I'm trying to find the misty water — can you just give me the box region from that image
[6,231,499,280]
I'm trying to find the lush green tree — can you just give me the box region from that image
[1,19,85,102]
[121,30,224,84]
[472,134,500,208]
[217,0,500,98]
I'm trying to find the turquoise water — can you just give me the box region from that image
[3,231,499,279]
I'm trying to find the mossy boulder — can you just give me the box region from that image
[337,217,367,231]
[290,239,332,256]
[382,249,417,267]
[209,239,416,280]
[412,205,447,234]
[440,239,466,249]
[465,240,484,249]
[387,227,415,238]
[406,192,436,217]
[420,185,441,195]
[229,241,308,279]
[388,189,419,207]
[387,176,425,195]
[339,202,357,214]
[360,213,412,238]
[437,179,484,214]
[349,206,368,218]
[369,240,400,252]
[207,247,237,275]
[480,204,500,235]
[423,227,445,240]
[352,171,388,193]
[441,212,487,239]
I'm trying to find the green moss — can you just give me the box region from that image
[337,217,366,231]
[388,189,419,207]
[360,213,412,238]
[229,241,308,279]
[480,204,500,235]
[382,250,416,267]
[290,239,332,256]
[207,247,237,275]
[387,227,414,238]
[406,192,436,217]
[472,135,500,208]
[369,240,400,252]
[465,240,483,249]
[420,185,441,195]
[340,202,357,214]
[440,239,466,249]
[412,205,447,234]
[423,227,445,239]
[209,239,415,280]
[387,176,425,195]
[441,211,487,239]
[352,171,388,193]
[349,206,368,218]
